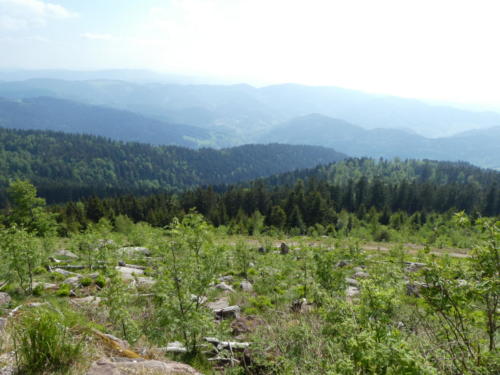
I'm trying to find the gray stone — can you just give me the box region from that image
[52,268,79,277]
[71,296,102,306]
[55,249,79,259]
[336,260,350,268]
[207,296,230,311]
[404,262,426,273]
[345,277,359,287]
[214,305,240,319]
[354,271,369,279]
[214,281,234,293]
[165,341,187,353]
[0,292,11,306]
[218,275,234,282]
[240,280,253,292]
[346,286,360,298]
[119,246,151,257]
[32,282,58,290]
[116,266,144,280]
[86,357,202,375]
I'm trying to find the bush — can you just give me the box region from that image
[95,275,106,288]
[79,277,93,287]
[12,307,83,374]
[56,284,71,297]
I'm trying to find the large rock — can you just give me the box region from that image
[214,305,240,320]
[214,282,234,293]
[55,249,79,259]
[70,296,102,306]
[240,280,253,292]
[0,292,11,306]
[86,357,202,375]
[116,266,144,280]
[207,296,230,311]
[119,247,151,257]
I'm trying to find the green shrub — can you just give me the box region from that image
[56,284,71,297]
[32,284,45,297]
[95,275,106,288]
[79,277,93,287]
[12,307,83,374]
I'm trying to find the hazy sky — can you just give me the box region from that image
[0,0,499,107]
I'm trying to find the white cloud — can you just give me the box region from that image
[0,0,76,31]
[81,33,119,42]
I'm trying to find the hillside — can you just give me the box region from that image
[261,114,500,169]
[0,127,346,204]
[0,96,217,148]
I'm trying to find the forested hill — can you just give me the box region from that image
[0,127,346,204]
[57,157,500,232]
[263,157,500,188]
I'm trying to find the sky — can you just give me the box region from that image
[0,0,499,109]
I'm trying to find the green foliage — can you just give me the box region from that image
[152,213,221,352]
[11,307,84,374]
[4,180,57,236]
[0,227,43,294]
[101,270,140,343]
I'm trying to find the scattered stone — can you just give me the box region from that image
[71,296,102,306]
[64,276,82,286]
[354,271,370,279]
[86,357,202,375]
[135,277,155,288]
[346,286,360,298]
[258,246,267,254]
[0,292,11,306]
[207,297,230,311]
[32,282,58,290]
[214,282,235,293]
[48,256,62,263]
[404,262,426,273]
[0,352,15,375]
[119,247,151,257]
[0,317,7,332]
[219,275,234,282]
[190,294,207,305]
[118,263,146,270]
[165,341,187,353]
[280,243,290,255]
[116,266,144,280]
[336,260,350,268]
[345,277,359,287]
[52,268,79,277]
[353,266,365,272]
[205,337,250,351]
[55,249,79,259]
[240,280,253,292]
[214,305,240,319]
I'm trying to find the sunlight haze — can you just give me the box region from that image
[1,0,499,108]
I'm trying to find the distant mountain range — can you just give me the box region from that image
[1,79,499,139]
[0,76,498,169]
[261,114,500,170]
[0,96,216,148]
